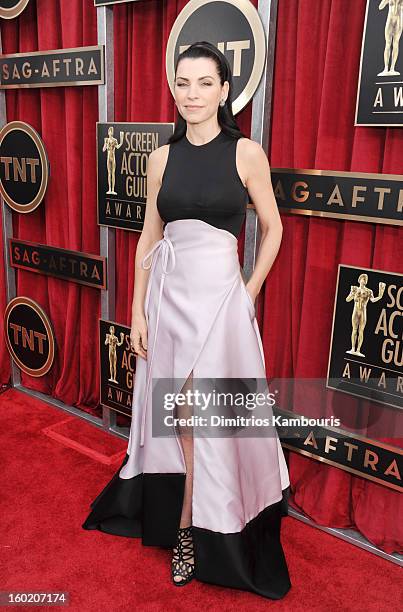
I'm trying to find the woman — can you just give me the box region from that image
[82,41,291,600]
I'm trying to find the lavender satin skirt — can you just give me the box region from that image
[83,218,291,599]
[120,218,290,533]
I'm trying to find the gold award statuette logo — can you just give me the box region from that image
[0,0,30,19]
[100,319,135,417]
[103,126,124,196]
[105,324,125,384]
[346,273,386,358]
[378,0,403,76]
[4,297,55,377]
[166,0,266,116]
[0,121,49,213]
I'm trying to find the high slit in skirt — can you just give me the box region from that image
[82,218,292,600]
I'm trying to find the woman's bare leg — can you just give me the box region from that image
[175,370,194,526]
[172,370,194,583]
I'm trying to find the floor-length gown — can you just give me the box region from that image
[82,129,292,600]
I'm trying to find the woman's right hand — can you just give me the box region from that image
[130,314,148,360]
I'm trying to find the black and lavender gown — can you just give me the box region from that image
[82,129,291,600]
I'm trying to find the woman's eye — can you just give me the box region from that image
[176,82,211,87]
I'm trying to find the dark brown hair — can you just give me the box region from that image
[167,41,246,144]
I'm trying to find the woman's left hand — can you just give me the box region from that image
[246,283,257,304]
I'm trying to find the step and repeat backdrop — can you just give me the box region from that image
[0,0,402,492]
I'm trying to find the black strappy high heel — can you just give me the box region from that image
[171,525,195,586]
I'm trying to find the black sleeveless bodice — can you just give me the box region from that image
[156,130,249,238]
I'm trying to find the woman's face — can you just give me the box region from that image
[174,57,228,125]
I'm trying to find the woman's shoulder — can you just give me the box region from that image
[237,137,268,165]
[149,143,172,167]
[148,144,170,185]
[150,143,170,160]
[236,136,264,154]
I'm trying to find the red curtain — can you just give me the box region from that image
[1,0,100,410]
[268,0,402,554]
[0,0,401,553]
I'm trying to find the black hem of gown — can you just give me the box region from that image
[82,453,291,600]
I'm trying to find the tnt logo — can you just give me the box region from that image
[0,156,40,183]
[8,323,47,353]
[4,297,55,377]
[166,0,266,115]
[0,121,49,213]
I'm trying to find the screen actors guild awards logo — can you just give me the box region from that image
[100,319,135,417]
[327,266,402,409]
[103,126,124,195]
[97,122,173,231]
[355,0,403,124]
[378,0,403,76]
[345,273,386,358]
[105,324,125,383]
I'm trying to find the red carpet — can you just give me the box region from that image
[1,387,401,611]
[42,416,127,465]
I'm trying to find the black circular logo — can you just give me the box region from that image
[0,121,49,213]
[166,0,266,115]
[4,297,55,376]
[0,1,30,19]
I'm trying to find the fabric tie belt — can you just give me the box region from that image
[138,235,176,446]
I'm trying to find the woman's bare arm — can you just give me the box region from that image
[130,146,168,345]
[241,140,283,301]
